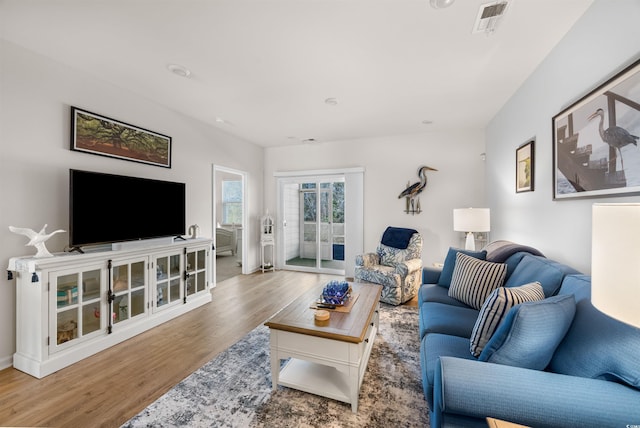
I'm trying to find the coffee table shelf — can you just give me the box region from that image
[279,359,351,403]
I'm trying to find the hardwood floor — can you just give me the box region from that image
[0,270,417,427]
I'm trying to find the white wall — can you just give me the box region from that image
[0,40,264,368]
[486,0,640,274]
[264,130,486,270]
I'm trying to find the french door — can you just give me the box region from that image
[280,176,345,274]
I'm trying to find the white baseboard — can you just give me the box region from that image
[0,354,13,371]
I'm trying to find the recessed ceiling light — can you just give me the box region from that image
[430,0,455,9]
[324,98,338,106]
[302,138,319,144]
[167,64,191,78]
[422,120,433,125]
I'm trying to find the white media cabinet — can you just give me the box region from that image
[9,238,212,378]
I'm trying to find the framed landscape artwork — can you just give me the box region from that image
[552,59,640,200]
[71,107,172,168]
[516,139,535,193]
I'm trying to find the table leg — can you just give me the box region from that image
[269,333,279,390]
[349,367,359,413]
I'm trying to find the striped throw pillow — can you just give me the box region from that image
[448,252,507,310]
[470,282,545,357]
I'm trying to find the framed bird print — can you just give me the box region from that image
[553,58,640,200]
[516,139,534,193]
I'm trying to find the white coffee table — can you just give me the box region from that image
[264,282,382,413]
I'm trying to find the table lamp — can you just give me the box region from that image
[453,208,490,251]
[591,203,640,328]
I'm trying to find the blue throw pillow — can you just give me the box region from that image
[478,294,576,370]
[550,299,640,390]
[470,282,545,357]
[437,247,487,288]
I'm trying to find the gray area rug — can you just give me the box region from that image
[122,304,429,427]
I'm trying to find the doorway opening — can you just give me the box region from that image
[279,175,346,275]
[213,165,247,284]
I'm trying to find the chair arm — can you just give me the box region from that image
[422,266,442,284]
[433,357,640,428]
[355,252,379,267]
[395,258,422,276]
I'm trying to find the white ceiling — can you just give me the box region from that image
[0,0,593,147]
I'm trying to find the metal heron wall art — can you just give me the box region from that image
[398,165,437,214]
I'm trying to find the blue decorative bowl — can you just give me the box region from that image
[321,280,351,305]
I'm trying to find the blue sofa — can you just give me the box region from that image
[419,243,640,427]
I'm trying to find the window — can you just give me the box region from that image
[222,180,242,225]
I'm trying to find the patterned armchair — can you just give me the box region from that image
[355,227,423,305]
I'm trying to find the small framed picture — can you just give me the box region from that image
[516,139,535,193]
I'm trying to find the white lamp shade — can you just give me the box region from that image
[592,203,640,329]
[453,208,490,232]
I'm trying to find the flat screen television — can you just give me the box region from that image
[70,169,186,248]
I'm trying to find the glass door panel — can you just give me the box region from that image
[82,304,100,335]
[112,259,147,325]
[52,267,104,350]
[186,248,208,297]
[155,253,182,309]
[131,289,146,317]
[81,269,102,336]
[170,278,181,302]
[112,264,129,323]
[131,262,145,288]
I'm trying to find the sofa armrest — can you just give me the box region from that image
[422,266,442,284]
[355,252,379,267]
[433,357,640,428]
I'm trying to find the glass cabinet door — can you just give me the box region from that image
[186,248,208,297]
[154,252,182,310]
[111,257,148,325]
[51,265,105,352]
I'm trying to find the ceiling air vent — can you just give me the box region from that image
[473,1,510,34]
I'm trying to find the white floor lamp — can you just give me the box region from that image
[453,208,490,251]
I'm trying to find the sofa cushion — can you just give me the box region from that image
[557,274,591,303]
[419,302,479,339]
[448,253,507,310]
[479,294,576,370]
[504,254,579,297]
[437,247,487,288]
[420,333,476,408]
[418,283,470,308]
[550,299,640,390]
[470,282,545,357]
